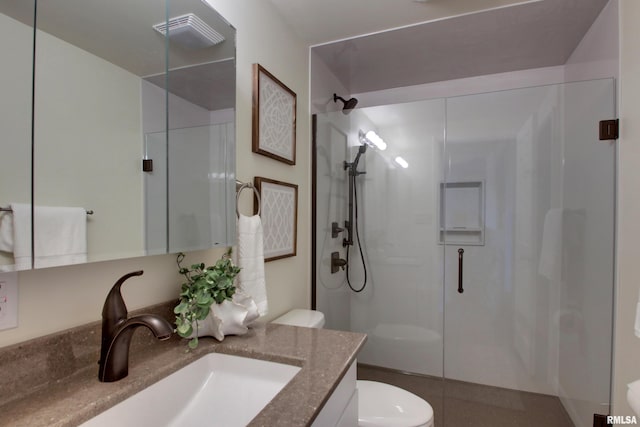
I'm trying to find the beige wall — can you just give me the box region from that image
[0,0,310,348]
[613,0,640,417]
[208,0,311,320]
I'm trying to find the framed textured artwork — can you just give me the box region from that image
[252,64,297,165]
[254,177,298,261]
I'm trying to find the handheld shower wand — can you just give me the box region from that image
[347,143,368,176]
[341,144,368,293]
[343,143,367,246]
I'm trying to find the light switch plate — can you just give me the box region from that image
[0,272,18,330]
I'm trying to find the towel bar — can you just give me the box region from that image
[0,206,93,215]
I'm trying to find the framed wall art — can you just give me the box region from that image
[254,177,298,261]
[252,64,297,165]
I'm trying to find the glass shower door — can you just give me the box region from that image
[345,100,447,380]
[314,98,448,419]
[442,79,615,426]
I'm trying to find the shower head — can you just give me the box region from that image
[333,93,359,115]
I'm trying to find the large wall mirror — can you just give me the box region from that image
[0,0,236,271]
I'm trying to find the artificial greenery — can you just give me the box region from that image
[174,249,241,349]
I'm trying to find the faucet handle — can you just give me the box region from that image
[102,270,143,327]
[331,252,348,274]
[100,270,144,378]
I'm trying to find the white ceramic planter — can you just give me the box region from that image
[191,291,260,341]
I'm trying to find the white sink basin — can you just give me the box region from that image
[81,353,301,427]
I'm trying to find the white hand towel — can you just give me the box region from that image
[0,211,14,252]
[237,214,267,317]
[629,379,640,416]
[10,203,87,269]
[34,205,87,268]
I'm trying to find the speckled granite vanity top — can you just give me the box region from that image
[0,303,366,427]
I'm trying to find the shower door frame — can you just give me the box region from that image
[441,79,616,426]
[311,77,617,426]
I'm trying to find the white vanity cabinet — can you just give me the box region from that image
[312,361,358,427]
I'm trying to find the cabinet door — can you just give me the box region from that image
[0,3,34,271]
[26,0,236,268]
[312,362,358,427]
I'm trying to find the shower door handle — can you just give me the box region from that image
[457,248,464,294]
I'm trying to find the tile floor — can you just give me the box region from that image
[357,364,575,427]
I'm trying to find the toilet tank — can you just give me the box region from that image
[272,309,325,328]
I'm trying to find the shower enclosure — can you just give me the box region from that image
[314,79,615,426]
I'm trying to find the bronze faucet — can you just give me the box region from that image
[98,270,173,382]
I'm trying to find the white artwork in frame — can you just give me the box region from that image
[252,64,297,165]
[254,177,298,261]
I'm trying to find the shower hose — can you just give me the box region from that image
[346,173,368,293]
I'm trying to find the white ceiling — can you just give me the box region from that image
[2,0,610,108]
[268,0,543,45]
[271,0,609,95]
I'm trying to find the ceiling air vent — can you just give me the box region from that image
[153,13,224,49]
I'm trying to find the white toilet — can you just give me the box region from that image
[273,309,435,427]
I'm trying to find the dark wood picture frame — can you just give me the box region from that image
[254,177,298,261]
[252,64,297,165]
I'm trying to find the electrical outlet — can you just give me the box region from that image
[0,272,18,330]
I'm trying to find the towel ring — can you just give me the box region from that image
[236,183,260,217]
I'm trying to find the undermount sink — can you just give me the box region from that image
[81,353,301,427]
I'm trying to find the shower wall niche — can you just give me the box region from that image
[438,180,485,245]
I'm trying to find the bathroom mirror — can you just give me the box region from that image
[0,0,236,271]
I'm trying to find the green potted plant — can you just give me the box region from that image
[174,249,241,349]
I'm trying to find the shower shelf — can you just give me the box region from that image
[438,181,485,246]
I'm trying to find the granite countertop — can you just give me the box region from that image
[0,304,366,427]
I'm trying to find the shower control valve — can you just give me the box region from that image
[331,252,348,274]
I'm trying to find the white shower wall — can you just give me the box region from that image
[315,100,446,375]
[338,88,568,391]
[314,112,352,332]
[348,100,445,376]
[443,85,564,395]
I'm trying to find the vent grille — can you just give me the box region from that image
[153,13,225,49]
